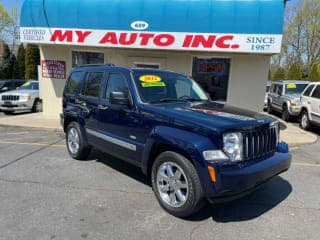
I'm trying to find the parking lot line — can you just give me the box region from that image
[292,162,320,167]
[0,140,65,148]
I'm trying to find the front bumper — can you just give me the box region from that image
[203,151,291,202]
[288,106,302,116]
[0,100,33,112]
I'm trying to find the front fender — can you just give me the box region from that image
[142,126,219,193]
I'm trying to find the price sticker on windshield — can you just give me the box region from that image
[141,82,166,87]
[139,75,161,83]
[287,83,297,89]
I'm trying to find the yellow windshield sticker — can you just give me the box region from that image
[141,82,166,88]
[287,83,297,89]
[139,75,161,82]
[22,82,30,86]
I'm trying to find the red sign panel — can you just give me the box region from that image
[41,60,66,79]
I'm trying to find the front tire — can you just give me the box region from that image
[267,101,273,114]
[66,122,91,160]
[151,151,204,218]
[300,110,311,130]
[282,105,291,122]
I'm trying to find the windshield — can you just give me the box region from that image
[285,83,308,95]
[19,81,39,90]
[132,71,208,103]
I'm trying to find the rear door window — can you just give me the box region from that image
[65,71,84,95]
[82,72,104,98]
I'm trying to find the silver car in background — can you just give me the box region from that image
[0,80,42,115]
[299,82,320,130]
[267,80,309,121]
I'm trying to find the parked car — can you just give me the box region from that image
[264,81,272,110]
[267,80,309,121]
[0,80,42,114]
[299,82,320,130]
[0,80,26,93]
[61,64,291,218]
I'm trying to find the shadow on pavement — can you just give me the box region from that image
[89,149,149,185]
[88,149,292,223]
[189,176,292,222]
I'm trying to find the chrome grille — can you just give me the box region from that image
[243,125,278,161]
[1,95,20,101]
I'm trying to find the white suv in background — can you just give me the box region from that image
[300,82,320,130]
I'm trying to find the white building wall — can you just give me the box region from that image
[39,45,270,119]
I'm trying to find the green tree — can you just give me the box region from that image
[9,54,16,79]
[308,64,320,81]
[287,63,303,80]
[0,43,11,79]
[273,67,286,80]
[12,44,25,79]
[25,44,40,80]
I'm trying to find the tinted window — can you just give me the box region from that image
[82,72,104,98]
[285,83,308,94]
[303,85,315,96]
[277,85,283,95]
[105,73,129,101]
[266,86,270,92]
[14,81,26,88]
[311,86,320,99]
[65,72,84,95]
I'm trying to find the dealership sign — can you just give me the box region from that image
[21,27,282,54]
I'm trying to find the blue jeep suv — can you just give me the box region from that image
[61,64,291,218]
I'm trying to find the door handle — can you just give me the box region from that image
[98,104,108,110]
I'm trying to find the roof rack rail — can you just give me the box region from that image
[75,63,115,68]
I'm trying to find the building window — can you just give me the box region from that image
[72,51,104,67]
[192,57,230,101]
[135,63,160,69]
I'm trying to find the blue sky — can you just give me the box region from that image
[1,0,23,11]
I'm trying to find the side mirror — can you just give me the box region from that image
[110,91,131,106]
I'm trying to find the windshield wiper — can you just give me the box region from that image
[179,98,204,102]
[149,98,189,104]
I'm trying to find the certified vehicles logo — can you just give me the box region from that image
[131,21,149,30]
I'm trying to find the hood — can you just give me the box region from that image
[143,101,275,133]
[284,93,301,101]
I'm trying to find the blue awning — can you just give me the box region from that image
[20,0,284,54]
[21,0,284,34]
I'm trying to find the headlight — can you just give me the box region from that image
[223,132,243,161]
[272,121,280,144]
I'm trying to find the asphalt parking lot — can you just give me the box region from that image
[0,123,319,240]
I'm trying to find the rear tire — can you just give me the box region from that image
[151,151,205,218]
[66,122,91,160]
[300,110,311,130]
